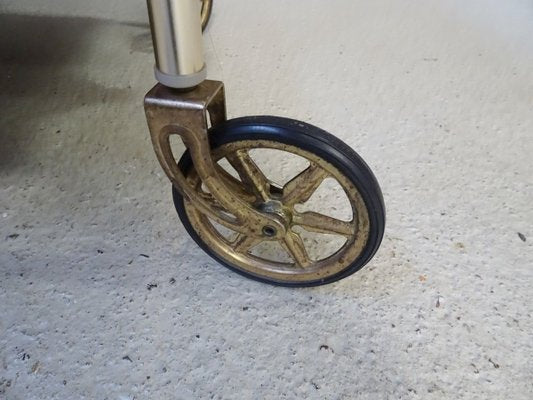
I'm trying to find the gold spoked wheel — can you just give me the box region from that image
[173,116,385,286]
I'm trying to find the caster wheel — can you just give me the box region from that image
[173,116,385,286]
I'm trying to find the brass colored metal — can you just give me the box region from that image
[200,0,213,31]
[144,81,286,238]
[147,0,206,84]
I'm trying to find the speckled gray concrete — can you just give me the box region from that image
[1,1,532,399]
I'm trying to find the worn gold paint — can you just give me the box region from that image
[200,0,212,31]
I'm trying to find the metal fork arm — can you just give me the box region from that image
[144,81,286,237]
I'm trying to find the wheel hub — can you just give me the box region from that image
[261,225,277,237]
[256,199,293,232]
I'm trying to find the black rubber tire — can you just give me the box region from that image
[173,116,386,287]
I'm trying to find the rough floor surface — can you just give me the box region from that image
[1,0,532,399]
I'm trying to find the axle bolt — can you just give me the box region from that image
[262,225,277,237]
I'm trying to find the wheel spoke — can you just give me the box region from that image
[227,150,271,201]
[197,191,224,210]
[282,231,312,268]
[216,165,256,203]
[293,211,355,238]
[183,193,247,234]
[282,163,329,206]
[232,234,262,253]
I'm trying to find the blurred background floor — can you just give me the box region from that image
[1,1,532,399]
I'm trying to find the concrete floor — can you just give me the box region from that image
[1,0,532,399]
